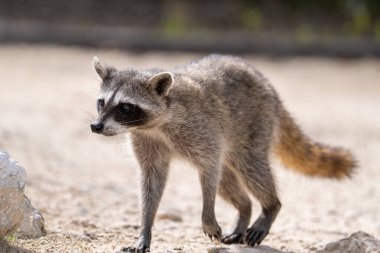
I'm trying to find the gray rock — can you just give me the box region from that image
[0,151,45,238]
[317,231,380,253]
[0,151,27,238]
[207,245,290,253]
[18,196,46,238]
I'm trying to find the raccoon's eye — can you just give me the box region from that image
[120,103,134,113]
[97,99,105,112]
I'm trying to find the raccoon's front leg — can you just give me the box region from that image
[198,164,222,241]
[120,133,170,253]
[121,166,169,253]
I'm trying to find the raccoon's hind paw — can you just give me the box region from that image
[245,225,269,247]
[221,232,245,244]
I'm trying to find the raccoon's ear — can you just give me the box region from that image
[147,72,173,96]
[93,56,109,80]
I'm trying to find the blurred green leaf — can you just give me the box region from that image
[162,15,187,37]
[241,7,262,31]
[352,6,371,35]
[4,232,19,244]
[296,25,315,45]
[374,21,380,41]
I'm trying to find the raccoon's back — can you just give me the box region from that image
[173,54,281,136]
[194,55,280,121]
[174,55,269,94]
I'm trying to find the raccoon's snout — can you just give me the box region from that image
[90,122,104,133]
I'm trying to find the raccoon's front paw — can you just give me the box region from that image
[118,237,150,253]
[202,221,222,241]
[118,246,150,253]
[245,220,270,247]
[118,244,150,253]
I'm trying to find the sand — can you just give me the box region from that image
[0,45,379,253]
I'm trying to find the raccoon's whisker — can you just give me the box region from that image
[77,106,95,117]
[77,106,96,124]
[79,117,95,125]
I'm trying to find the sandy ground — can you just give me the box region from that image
[0,45,379,253]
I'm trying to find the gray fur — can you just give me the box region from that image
[92,55,284,252]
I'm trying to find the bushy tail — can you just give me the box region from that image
[274,109,356,178]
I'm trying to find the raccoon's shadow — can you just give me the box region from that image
[207,245,293,253]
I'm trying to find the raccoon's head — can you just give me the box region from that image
[90,57,173,136]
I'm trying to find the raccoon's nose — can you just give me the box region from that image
[91,122,104,133]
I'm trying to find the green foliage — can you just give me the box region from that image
[241,7,262,31]
[162,14,187,37]
[366,0,380,18]
[295,25,316,45]
[4,231,19,244]
[374,21,380,41]
[352,7,371,34]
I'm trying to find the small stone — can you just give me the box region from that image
[317,231,380,253]
[18,196,46,238]
[157,212,183,223]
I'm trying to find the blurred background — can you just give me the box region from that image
[1,1,379,253]
[1,0,380,56]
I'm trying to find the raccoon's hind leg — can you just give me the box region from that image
[218,165,252,244]
[232,151,281,247]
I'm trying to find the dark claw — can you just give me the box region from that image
[257,231,268,245]
[119,246,133,252]
[221,233,244,245]
[247,235,254,246]
[216,230,222,240]
[246,230,255,246]
[246,231,256,246]
[251,231,259,243]
[246,227,269,247]
[205,232,221,242]
[118,246,150,253]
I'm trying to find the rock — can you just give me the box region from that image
[18,196,46,238]
[0,151,45,238]
[317,231,380,253]
[208,245,287,253]
[0,151,27,238]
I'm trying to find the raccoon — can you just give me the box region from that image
[90,55,355,253]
